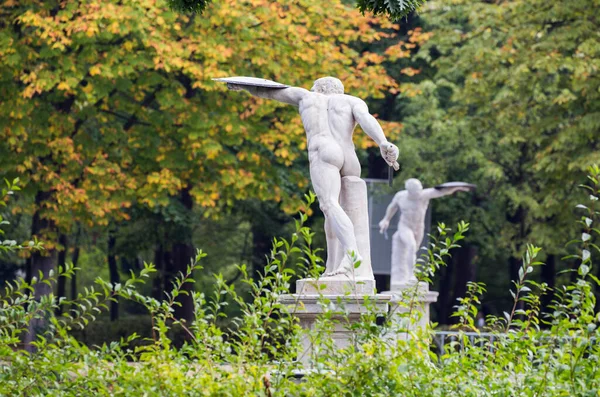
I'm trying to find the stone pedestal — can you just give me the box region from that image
[383,281,438,340]
[279,277,390,365]
[295,277,375,295]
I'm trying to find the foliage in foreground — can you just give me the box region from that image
[0,167,599,396]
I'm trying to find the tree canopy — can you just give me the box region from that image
[394,0,600,310]
[0,0,403,237]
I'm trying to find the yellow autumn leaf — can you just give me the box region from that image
[278,148,289,158]
[89,65,101,76]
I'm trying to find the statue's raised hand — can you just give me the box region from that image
[455,186,472,193]
[380,142,400,171]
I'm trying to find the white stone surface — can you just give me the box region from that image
[227,77,399,279]
[296,277,375,295]
[378,178,472,288]
[279,292,390,365]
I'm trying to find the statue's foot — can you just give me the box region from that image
[322,267,351,278]
[322,253,361,277]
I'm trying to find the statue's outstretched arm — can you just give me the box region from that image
[422,186,470,200]
[228,84,308,106]
[352,100,400,170]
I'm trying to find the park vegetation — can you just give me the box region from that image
[1,0,599,394]
[0,166,599,395]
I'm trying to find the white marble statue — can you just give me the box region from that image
[227,77,399,279]
[378,178,472,288]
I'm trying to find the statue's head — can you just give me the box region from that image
[405,178,423,194]
[311,77,344,95]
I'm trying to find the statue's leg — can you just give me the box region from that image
[390,231,404,286]
[309,160,360,277]
[414,229,425,253]
[404,232,418,283]
[324,217,340,274]
[391,226,418,288]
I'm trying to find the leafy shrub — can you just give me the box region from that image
[69,315,184,350]
[0,167,599,396]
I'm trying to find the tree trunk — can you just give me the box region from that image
[449,245,478,324]
[171,241,195,322]
[540,254,556,316]
[163,249,174,294]
[596,256,600,313]
[26,256,32,286]
[507,205,528,314]
[170,188,195,323]
[251,223,272,282]
[108,231,120,321]
[508,255,525,316]
[24,252,56,352]
[247,201,289,283]
[436,262,454,325]
[70,245,80,304]
[153,243,165,300]
[24,191,56,352]
[55,233,68,315]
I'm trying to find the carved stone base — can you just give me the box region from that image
[296,276,375,295]
[279,278,389,365]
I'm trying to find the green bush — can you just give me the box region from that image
[69,315,178,350]
[0,167,599,396]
